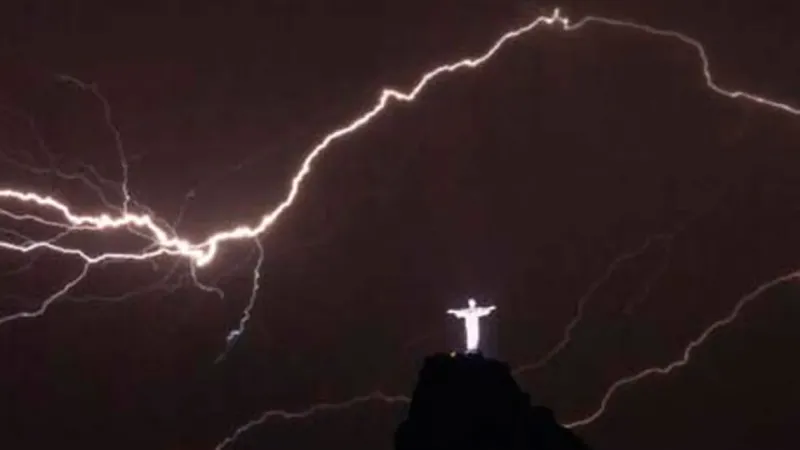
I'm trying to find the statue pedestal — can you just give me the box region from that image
[394,353,590,450]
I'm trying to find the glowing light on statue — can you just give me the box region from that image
[447,299,496,353]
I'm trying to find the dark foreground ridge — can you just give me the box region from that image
[395,352,590,450]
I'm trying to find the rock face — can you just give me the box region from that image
[395,352,591,450]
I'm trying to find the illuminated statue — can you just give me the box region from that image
[447,298,496,353]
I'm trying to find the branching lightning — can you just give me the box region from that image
[55,74,133,212]
[2,5,800,449]
[513,203,709,376]
[1,8,797,307]
[622,235,674,315]
[513,232,676,376]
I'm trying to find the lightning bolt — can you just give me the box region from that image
[214,391,410,450]
[64,258,186,304]
[563,269,800,428]
[0,261,90,326]
[622,235,674,315]
[513,196,712,377]
[2,6,800,448]
[1,7,798,327]
[513,232,675,376]
[55,74,133,212]
[216,238,265,362]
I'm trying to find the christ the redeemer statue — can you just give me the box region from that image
[447,298,496,353]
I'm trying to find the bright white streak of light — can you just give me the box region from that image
[1,5,799,442]
[1,7,798,276]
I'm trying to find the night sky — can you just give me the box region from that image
[1,1,800,449]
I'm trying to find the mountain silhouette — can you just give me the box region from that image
[395,352,591,450]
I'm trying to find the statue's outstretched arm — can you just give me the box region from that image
[478,306,496,315]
